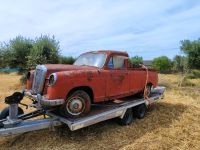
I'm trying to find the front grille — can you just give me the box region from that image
[32,65,47,94]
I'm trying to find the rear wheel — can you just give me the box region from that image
[59,90,91,118]
[117,108,134,125]
[133,104,147,119]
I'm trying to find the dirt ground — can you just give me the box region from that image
[0,73,200,150]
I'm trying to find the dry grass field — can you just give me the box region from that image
[0,73,200,150]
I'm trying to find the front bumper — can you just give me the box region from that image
[24,91,65,106]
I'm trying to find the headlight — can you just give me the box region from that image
[48,73,57,86]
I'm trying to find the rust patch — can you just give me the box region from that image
[87,71,93,81]
[118,75,125,81]
[110,74,124,85]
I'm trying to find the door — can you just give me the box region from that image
[106,55,129,98]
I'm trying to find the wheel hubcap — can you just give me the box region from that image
[66,96,85,116]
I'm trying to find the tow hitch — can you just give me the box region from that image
[0,92,51,128]
[0,92,61,136]
[2,92,24,128]
[0,92,45,128]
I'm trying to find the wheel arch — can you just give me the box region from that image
[66,86,94,103]
[147,82,153,87]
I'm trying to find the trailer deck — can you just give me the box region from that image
[0,86,165,137]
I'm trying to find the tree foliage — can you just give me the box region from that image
[0,44,10,68]
[152,56,172,73]
[59,56,75,64]
[0,37,33,71]
[172,55,188,73]
[27,35,60,69]
[129,56,143,67]
[180,39,200,69]
[0,35,77,73]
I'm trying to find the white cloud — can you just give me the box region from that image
[0,0,200,59]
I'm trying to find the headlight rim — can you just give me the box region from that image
[48,73,57,86]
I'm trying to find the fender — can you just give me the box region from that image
[47,69,106,102]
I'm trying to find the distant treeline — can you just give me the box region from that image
[130,38,200,76]
[0,35,75,72]
[0,35,200,77]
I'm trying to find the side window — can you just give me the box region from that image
[108,57,114,69]
[108,56,126,69]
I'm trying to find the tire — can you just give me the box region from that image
[0,106,24,120]
[133,104,147,119]
[59,90,91,118]
[117,108,134,125]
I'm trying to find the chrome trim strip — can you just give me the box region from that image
[40,98,65,106]
[24,91,64,106]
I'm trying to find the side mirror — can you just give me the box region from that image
[108,63,114,69]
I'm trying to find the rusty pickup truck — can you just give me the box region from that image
[26,50,158,117]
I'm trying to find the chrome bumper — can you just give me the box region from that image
[24,91,65,106]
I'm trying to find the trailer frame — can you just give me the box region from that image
[0,86,165,137]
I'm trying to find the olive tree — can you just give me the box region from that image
[180,39,200,69]
[27,35,60,69]
[0,37,33,71]
[152,56,172,73]
[172,55,188,73]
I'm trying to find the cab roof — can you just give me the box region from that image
[90,50,129,57]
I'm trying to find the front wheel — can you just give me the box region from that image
[59,90,91,118]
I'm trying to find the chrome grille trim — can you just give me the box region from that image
[32,65,47,94]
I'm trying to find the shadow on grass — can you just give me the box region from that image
[1,102,187,150]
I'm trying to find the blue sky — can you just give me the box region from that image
[0,0,200,60]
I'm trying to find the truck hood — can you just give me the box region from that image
[44,64,97,77]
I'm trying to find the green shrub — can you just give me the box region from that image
[59,56,75,64]
[180,77,195,87]
[186,70,200,79]
[192,70,200,78]
[129,56,143,68]
[152,56,173,73]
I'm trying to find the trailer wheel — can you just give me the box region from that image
[133,104,147,119]
[0,106,24,120]
[59,90,91,118]
[117,108,134,125]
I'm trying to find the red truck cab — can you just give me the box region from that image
[25,50,158,117]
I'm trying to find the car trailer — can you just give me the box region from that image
[0,86,165,137]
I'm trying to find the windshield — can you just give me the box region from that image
[74,53,106,68]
